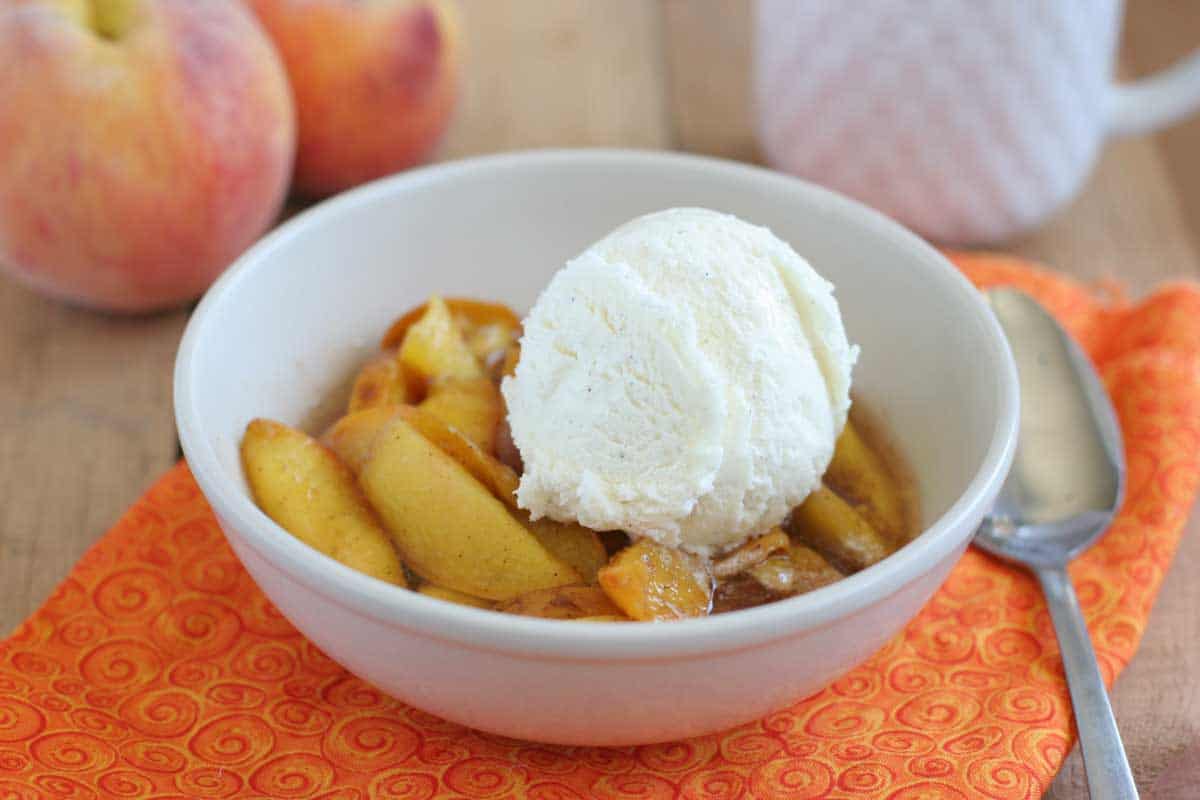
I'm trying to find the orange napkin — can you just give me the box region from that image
[2,255,1198,799]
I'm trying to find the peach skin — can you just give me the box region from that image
[246,0,459,197]
[0,0,295,312]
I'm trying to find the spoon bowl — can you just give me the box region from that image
[976,288,1125,567]
[977,288,1137,800]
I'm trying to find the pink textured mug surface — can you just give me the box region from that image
[755,0,1200,244]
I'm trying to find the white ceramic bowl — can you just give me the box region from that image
[175,149,1018,746]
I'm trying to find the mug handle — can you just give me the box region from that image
[1108,50,1200,136]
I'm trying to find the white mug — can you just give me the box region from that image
[755,0,1200,244]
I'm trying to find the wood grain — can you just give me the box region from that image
[0,282,184,629]
[443,0,670,155]
[1010,137,1200,287]
[1,3,1198,797]
[1149,738,1200,800]
[1124,0,1200,254]
[662,0,758,160]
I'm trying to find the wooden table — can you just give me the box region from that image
[2,3,1196,797]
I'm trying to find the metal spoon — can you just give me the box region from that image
[976,288,1136,800]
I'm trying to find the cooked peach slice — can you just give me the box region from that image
[348,350,409,412]
[382,297,522,351]
[745,544,843,595]
[398,295,485,382]
[467,322,520,369]
[241,419,406,587]
[396,405,606,583]
[826,421,907,543]
[499,584,624,620]
[322,405,404,473]
[787,485,893,572]
[419,376,502,453]
[744,555,795,594]
[711,528,790,579]
[598,540,712,621]
[398,405,519,505]
[359,416,579,600]
[418,584,493,609]
[525,518,608,584]
[785,544,845,592]
[500,341,520,379]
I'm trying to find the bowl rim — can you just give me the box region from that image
[175,147,1019,661]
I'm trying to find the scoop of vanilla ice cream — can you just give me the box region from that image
[502,208,858,555]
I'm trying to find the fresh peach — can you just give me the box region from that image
[245,0,459,197]
[0,0,295,312]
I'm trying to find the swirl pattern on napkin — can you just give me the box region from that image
[0,256,1197,798]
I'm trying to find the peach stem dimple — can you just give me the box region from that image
[89,0,138,40]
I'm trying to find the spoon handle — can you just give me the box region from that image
[1036,566,1139,800]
